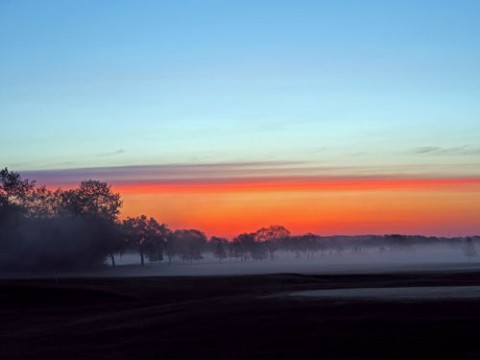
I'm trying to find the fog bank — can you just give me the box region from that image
[3,242,480,279]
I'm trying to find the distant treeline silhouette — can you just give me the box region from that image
[0,168,478,271]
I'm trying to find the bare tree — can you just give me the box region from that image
[211,237,228,262]
[123,215,169,266]
[233,233,255,262]
[255,225,290,260]
[173,229,207,263]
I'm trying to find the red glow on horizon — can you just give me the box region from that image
[45,176,480,238]
[112,177,480,239]
[111,176,480,194]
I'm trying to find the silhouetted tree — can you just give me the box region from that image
[59,180,123,266]
[233,233,255,261]
[145,221,170,263]
[173,229,207,263]
[165,232,179,265]
[0,168,35,215]
[123,215,168,266]
[255,225,290,241]
[386,234,412,250]
[211,237,228,262]
[228,241,243,262]
[297,233,318,257]
[255,225,290,260]
[26,186,62,219]
[250,241,268,260]
[0,170,126,270]
[60,180,121,221]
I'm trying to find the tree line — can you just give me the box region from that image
[0,168,292,270]
[0,168,477,271]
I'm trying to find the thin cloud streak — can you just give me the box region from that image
[413,145,480,156]
[22,161,311,184]
[18,161,480,193]
[96,149,126,157]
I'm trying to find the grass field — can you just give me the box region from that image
[2,270,480,359]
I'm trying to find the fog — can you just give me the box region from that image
[104,243,480,277]
[4,241,478,279]
[107,239,480,276]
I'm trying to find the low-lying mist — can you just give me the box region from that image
[102,243,480,277]
[2,241,480,278]
[4,241,476,279]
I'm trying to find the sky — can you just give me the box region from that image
[1,1,479,237]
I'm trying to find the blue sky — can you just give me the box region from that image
[1,0,479,178]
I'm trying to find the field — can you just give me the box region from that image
[2,269,480,359]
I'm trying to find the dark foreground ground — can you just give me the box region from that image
[2,270,480,359]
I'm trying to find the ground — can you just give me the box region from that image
[2,270,480,359]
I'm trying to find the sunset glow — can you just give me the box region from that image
[109,176,480,238]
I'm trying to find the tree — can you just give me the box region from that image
[0,170,126,270]
[145,220,170,263]
[59,180,123,266]
[165,232,179,265]
[299,233,319,258]
[26,186,62,219]
[386,234,411,250]
[250,241,268,260]
[123,215,169,266]
[60,180,122,221]
[255,225,290,260]
[211,237,228,262]
[173,229,207,263]
[255,225,291,242]
[228,241,243,262]
[0,167,35,215]
[233,233,255,262]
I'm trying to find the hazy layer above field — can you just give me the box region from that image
[2,242,479,279]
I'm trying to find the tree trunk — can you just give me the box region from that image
[110,253,116,267]
[140,249,145,266]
